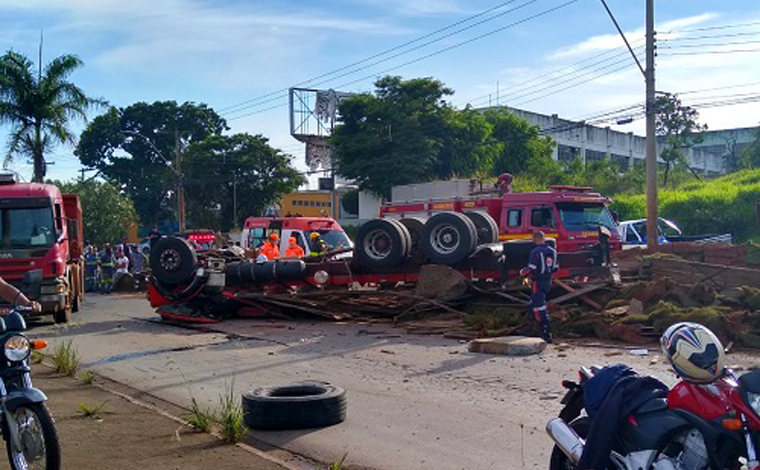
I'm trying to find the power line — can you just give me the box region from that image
[662,47,760,56]
[660,30,760,41]
[226,0,582,120]
[664,39,760,49]
[664,20,760,34]
[218,0,538,114]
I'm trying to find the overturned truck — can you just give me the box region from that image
[147,211,616,323]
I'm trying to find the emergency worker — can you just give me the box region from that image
[309,232,328,257]
[260,233,280,260]
[520,231,558,343]
[99,244,114,294]
[284,237,305,259]
[84,246,99,292]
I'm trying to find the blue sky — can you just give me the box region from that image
[1,0,759,184]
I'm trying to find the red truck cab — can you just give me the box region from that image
[380,179,621,253]
[241,217,352,255]
[0,176,83,322]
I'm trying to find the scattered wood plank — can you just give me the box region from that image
[550,280,605,310]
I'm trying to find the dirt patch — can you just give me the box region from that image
[34,367,286,470]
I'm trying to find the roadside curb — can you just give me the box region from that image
[38,363,306,470]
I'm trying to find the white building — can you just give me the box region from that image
[484,106,727,176]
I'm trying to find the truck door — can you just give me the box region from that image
[501,207,525,239]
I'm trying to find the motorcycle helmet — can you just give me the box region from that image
[661,322,725,384]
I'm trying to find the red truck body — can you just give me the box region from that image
[0,177,83,321]
[380,182,622,252]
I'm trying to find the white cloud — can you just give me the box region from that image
[359,0,466,16]
[549,13,718,59]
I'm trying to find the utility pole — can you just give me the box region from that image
[175,130,186,232]
[232,174,238,229]
[645,0,658,248]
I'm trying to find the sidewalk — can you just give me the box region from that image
[29,367,288,470]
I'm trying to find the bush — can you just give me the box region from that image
[611,169,760,242]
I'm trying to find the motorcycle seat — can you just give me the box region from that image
[634,397,668,414]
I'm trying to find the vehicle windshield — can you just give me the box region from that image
[307,230,352,250]
[0,207,56,248]
[556,203,617,233]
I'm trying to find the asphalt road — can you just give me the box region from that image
[27,294,760,470]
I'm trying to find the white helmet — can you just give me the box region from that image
[661,322,725,384]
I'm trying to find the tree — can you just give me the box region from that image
[0,50,103,181]
[740,126,760,169]
[331,76,552,198]
[654,94,707,186]
[182,134,305,231]
[56,180,139,246]
[75,101,227,226]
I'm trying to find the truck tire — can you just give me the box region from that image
[397,217,426,264]
[420,212,477,265]
[243,383,346,431]
[464,211,500,245]
[355,219,410,268]
[150,237,198,285]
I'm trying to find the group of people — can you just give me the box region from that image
[255,232,328,261]
[84,238,147,294]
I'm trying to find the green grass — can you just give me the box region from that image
[52,340,80,376]
[79,370,95,385]
[77,401,107,420]
[30,350,44,365]
[217,382,248,443]
[327,455,348,470]
[186,398,214,433]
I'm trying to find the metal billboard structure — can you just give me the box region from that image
[289,87,351,171]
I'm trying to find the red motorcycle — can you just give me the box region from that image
[547,364,760,470]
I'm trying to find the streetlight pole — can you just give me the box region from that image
[645,0,658,249]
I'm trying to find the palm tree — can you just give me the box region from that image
[0,50,103,182]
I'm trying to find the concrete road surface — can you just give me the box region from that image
[28,294,760,470]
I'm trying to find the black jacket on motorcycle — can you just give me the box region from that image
[579,365,669,470]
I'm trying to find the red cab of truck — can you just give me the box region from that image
[241,217,352,254]
[380,175,622,252]
[0,175,83,322]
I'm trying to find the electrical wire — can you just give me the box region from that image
[218,0,530,113]
[663,20,760,34]
[662,47,760,56]
[226,0,582,120]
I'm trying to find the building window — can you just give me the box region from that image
[585,149,606,163]
[558,144,580,162]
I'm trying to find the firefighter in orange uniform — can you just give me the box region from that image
[260,233,280,260]
[284,237,305,259]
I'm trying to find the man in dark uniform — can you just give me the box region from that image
[520,231,558,343]
[99,244,114,294]
[84,246,99,292]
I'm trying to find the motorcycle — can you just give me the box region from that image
[546,364,760,470]
[0,269,60,470]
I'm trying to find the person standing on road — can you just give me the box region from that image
[84,245,99,292]
[113,248,130,288]
[520,231,558,343]
[119,237,132,271]
[99,244,114,294]
[260,233,280,260]
[309,232,327,257]
[284,237,305,259]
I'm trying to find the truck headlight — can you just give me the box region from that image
[4,335,30,362]
[314,270,330,285]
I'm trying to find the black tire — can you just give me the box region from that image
[53,304,71,324]
[354,219,410,268]
[549,417,589,470]
[419,212,477,265]
[397,217,427,264]
[150,237,198,285]
[6,402,61,470]
[464,211,500,245]
[243,382,347,431]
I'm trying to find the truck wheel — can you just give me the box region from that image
[397,217,426,264]
[150,237,198,285]
[243,382,346,430]
[464,211,500,245]
[420,212,477,265]
[355,219,410,268]
[53,303,72,324]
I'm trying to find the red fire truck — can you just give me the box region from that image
[379,175,622,254]
[0,175,83,323]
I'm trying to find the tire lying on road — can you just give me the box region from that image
[420,212,478,265]
[150,237,198,285]
[243,383,347,430]
[464,211,500,245]
[354,218,410,268]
